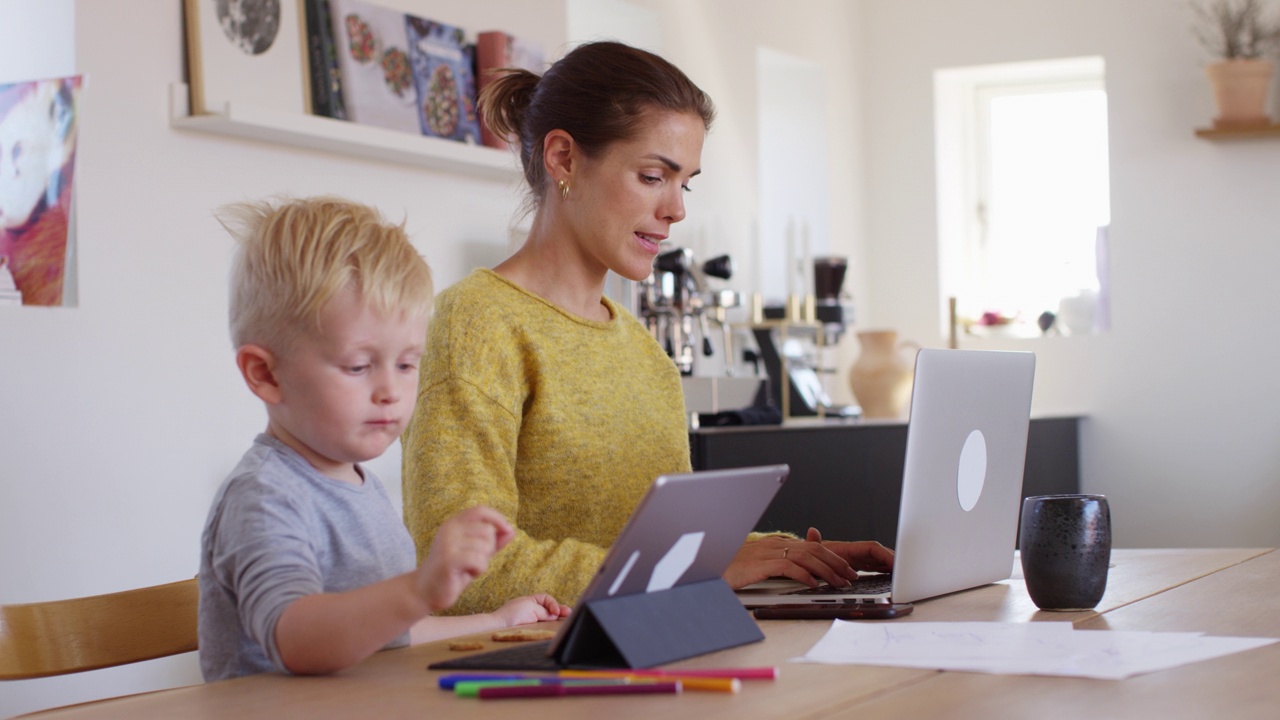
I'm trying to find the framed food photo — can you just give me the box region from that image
[184,0,309,115]
[327,0,421,134]
[405,17,481,144]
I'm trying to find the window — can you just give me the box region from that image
[935,57,1110,337]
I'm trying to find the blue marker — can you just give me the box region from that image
[436,673,531,690]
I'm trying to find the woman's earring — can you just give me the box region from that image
[558,179,570,202]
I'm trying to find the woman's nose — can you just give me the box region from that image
[662,188,686,223]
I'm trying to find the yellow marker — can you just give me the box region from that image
[559,670,741,693]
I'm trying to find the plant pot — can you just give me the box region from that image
[1206,58,1274,129]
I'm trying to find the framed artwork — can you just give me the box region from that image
[406,16,481,144]
[0,75,83,307]
[328,0,420,134]
[184,0,309,115]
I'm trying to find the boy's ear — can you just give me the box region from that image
[236,344,283,405]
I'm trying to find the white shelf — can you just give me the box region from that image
[167,84,520,181]
[1194,122,1280,140]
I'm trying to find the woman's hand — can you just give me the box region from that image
[804,527,894,573]
[721,528,895,590]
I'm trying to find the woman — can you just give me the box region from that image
[402,41,891,614]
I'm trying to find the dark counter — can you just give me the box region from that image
[689,416,1081,547]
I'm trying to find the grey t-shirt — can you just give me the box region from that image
[198,434,416,681]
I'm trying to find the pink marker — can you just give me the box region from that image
[562,666,778,680]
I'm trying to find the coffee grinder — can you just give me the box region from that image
[751,255,857,418]
[813,256,853,346]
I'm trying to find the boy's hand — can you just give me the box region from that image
[492,593,572,628]
[415,506,514,613]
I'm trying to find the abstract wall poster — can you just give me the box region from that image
[184,0,308,115]
[0,75,83,308]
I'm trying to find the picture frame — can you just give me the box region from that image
[327,0,420,134]
[184,0,309,115]
[406,16,481,144]
[0,75,83,307]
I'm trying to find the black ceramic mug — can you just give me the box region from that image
[1019,494,1111,611]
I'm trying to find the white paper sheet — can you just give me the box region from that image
[794,621,1278,680]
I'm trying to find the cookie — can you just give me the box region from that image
[447,640,486,651]
[490,628,556,642]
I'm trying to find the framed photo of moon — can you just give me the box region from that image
[184,0,308,115]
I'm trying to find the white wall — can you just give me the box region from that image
[0,0,74,80]
[757,47,833,304]
[4,0,1279,715]
[856,0,1280,549]
[0,1,565,715]
[633,0,869,398]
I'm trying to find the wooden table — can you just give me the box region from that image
[17,548,1277,720]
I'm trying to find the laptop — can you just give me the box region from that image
[737,348,1035,607]
[430,464,789,670]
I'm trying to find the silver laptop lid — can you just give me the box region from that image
[890,348,1035,604]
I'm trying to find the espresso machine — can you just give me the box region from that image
[637,247,773,421]
[637,247,739,376]
[750,256,858,418]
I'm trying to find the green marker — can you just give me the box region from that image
[454,678,634,698]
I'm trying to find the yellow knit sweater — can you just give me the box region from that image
[401,269,691,614]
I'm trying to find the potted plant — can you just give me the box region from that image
[1193,0,1280,128]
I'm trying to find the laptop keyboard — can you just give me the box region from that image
[785,573,893,596]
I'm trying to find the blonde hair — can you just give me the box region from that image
[220,195,433,350]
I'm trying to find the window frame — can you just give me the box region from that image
[934,56,1109,339]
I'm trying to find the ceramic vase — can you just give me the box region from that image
[847,330,919,419]
[1206,58,1273,129]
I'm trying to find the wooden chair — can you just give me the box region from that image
[0,578,198,680]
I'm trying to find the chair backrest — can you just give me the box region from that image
[0,578,199,680]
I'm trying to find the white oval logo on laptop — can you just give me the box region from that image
[956,429,987,512]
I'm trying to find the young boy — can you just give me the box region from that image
[198,196,569,681]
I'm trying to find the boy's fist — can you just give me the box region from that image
[415,506,513,612]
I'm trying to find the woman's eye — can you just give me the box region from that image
[681,184,693,193]
[641,174,660,184]
[345,365,370,374]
